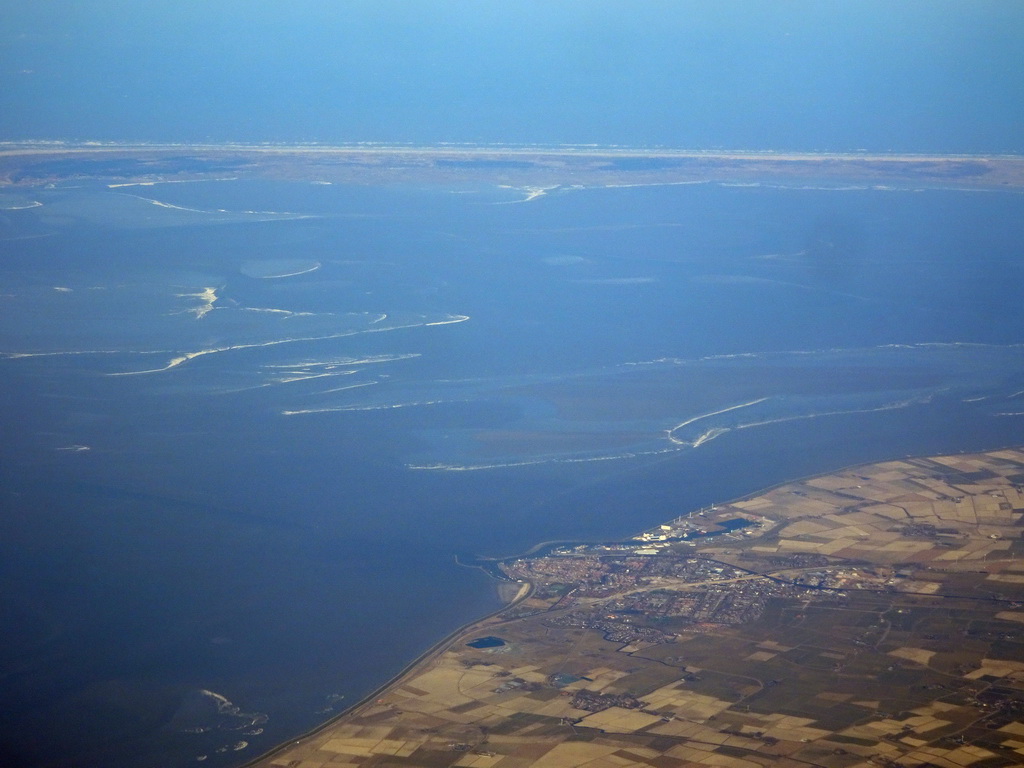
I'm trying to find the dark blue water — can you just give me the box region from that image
[2,2,1023,153]
[0,179,1022,766]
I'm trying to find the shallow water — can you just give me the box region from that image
[0,179,1021,766]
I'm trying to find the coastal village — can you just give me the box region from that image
[252,449,1024,768]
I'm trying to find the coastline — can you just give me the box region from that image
[460,442,1021,565]
[2,142,1023,191]
[238,575,537,768]
[242,441,1024,768]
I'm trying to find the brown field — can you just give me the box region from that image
[248,449,1024,768]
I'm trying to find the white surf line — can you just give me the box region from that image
[257,370,357,388]
[272,372,337,384]
[600,180,711,190]
[263,353,421,369]
[625,340,1024,371]
[691,427,730,448]
[665,398,769,445]
[2,348,171,360]
[275,368,356,376]
[280,383,382,414]
[424,314,470,326]
[304,379,378,396]
[522,186,556,202]
[174,286,219,319]
[238,307,317,318]
[302,399,450,413]
[117,192,212,213]
[115,191,315,218]
[408,444,684,472]
[108,316,464,375]
[494,185,560,204]
[237,209,315,216]
[240,307,292,315]
[107,178,238,188]
[734,398,922,431]
[2,200,43,210]
[109,345,235,374]
[252,263,322,279]
[207,370,360,396]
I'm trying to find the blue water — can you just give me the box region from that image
[2,2,1023,153]
[2,4,1023,764]
[0,178,1022,766]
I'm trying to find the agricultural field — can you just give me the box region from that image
[251,449,1024,768]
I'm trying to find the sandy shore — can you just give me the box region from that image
[3,142,1023,190]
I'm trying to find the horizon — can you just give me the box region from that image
[3,3,1023,153]
[4,140,1024,158]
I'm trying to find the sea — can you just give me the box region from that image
[3,2,1023,154]
[0,176,1022,766]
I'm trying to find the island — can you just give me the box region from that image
[244,448,1024,768]
[2,143,1024,191]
